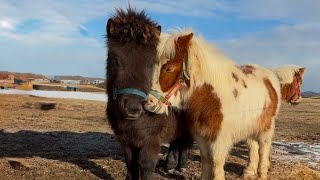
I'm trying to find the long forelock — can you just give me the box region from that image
[157,33,177,65]
[272,65,303,84]
[157,29,194,65]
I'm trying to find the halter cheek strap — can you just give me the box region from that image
[183,54,190,81]
[294,79,302,96]
[150,79,186,106]
[113,87,148,101]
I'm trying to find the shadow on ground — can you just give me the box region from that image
[0,130,248,179]
[0,130,120,179]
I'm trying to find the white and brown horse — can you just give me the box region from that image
[237,65,305,105]
[144,30,305,180]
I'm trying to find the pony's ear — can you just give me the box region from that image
[177,33,194,49]
[156,25,161,33]
[107,19,115,37]
[298,67,306,77]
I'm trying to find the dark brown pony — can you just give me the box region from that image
[106,7,192,180]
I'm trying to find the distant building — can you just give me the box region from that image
[32,78,51,83]
[0,74,14,84]
[14,78,25,85]
[93,80,105,85]
[51,79,61,83]
[80,79,91,85]
[60,80,81,85]
[67,86,77,92]
[28,78,34,82]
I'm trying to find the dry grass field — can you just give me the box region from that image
[0,94,319,179]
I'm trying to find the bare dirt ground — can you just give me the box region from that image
[0,94,319,180]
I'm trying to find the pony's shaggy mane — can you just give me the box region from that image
[107,6,160,45]
[112,6,158,26]
[272,65,303,84]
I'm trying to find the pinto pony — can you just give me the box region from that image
[106,8,192,179]
[146,30,285,180]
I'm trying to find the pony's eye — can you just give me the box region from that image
[165,65,176,73]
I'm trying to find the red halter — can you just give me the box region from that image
[293,75,301,96]
[150,79,186,106]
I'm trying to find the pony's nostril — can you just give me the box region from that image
[129,106,143,114]
[123,98,128,105]
[126,104,143,119]
[121,97,129,108]
[148,99,154,103]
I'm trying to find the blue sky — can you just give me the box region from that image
[0,0,319,91]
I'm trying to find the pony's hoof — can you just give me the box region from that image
[257,171,268,180]
[177,167,187,173]
[243,175,257,180]
[213,176,225,180]
[257,176,268,180]
[166,168,176,174]
[242,170,257,180]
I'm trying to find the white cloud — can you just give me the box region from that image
[218,22,320,65]
[0,0,232,45]
[0,20,15,30]
[216,22,320,91]
[133,0,231,17]
[228,0,320,21]
[0,0,118,44]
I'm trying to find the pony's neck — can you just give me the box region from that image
[271,65,302,84]
[188,37,236,87]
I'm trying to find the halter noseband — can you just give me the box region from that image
[150,79,186,105]
[113,87,148,101]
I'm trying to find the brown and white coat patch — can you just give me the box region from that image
[186,84,223,141]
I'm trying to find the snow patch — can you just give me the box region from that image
[0,89,108,102]
[273,141,320,170]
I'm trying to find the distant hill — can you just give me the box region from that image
[302,91,320,98]
[0,71,45,81]
[54,75,105,81]
[0,71,105,82]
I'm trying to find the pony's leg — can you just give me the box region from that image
[166,134,193,172]
[243,138,259,179]
[194,135,214,180]
[139,140,160,180]
[177,133,193,172]
[165,141,179,173]
[177,145,189,172]
[257,123,275,180]
[122,145,139,180]
[211,135,233,180]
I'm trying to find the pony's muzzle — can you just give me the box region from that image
[290,95,302,105]
[143,95,169,115]
[119,95,145,119]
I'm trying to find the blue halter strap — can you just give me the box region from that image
[113,87,148,101]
